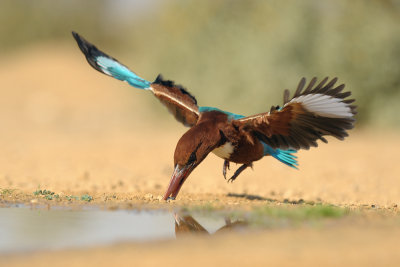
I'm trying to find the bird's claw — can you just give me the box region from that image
[227,177,236,183]
[227,170,240,183]
[222,160,230,179]
[226,163,252,183]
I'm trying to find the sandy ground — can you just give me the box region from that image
[1,44,400,266]
[2,224,400,267]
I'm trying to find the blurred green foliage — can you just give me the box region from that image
[253,204,349,221]
[1,0,400,127]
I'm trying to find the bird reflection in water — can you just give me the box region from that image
[174,213,247,238]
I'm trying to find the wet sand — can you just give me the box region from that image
[1,223,400,267]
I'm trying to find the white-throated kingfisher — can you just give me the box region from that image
[72,32,356,200]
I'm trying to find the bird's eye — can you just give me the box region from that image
[187,152,196,165]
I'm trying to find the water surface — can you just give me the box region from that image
[0,206,230,253]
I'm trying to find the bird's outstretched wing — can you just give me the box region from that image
[72,31,199,127]
[232,77,357,150]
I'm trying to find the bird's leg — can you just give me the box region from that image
[222,160,230,179]
[228,163,253,183]
[224,217,232,225]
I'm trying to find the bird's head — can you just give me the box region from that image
[163,124,223,200]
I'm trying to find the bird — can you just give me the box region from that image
[72,31,356,201]
[174,212,247,237]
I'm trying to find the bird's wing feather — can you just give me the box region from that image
[72,31,199,127]
[72,31,151,89]
[233,77,357,150]
[150,75,199,127]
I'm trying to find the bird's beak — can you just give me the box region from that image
[163,164,195,200]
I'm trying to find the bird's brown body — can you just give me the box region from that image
[175,111,264,167]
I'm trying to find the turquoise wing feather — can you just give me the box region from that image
[72,31,150,89]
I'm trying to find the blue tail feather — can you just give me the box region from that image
[262,143,298,169]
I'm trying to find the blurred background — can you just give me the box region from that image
[1,0,400,129]
[1,0,400,198]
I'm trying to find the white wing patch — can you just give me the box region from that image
[149,86,200,115]
[212,142,234,159]
[289,93,353,118]
[96,56,125,76]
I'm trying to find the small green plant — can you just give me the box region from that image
[33,189,59,200]
[34,189,52,196]
[65,195,79,201]
[32,188,93,202]
[65,194,93,202]
[80,194,93,202]
[1,188,16,196]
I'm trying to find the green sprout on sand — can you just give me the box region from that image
[33,189,59,200]
[33,189,92,202]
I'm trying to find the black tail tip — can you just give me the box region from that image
[71,31,81,41]
[71,31,92,56]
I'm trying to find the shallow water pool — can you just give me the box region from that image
[0,206,234,254]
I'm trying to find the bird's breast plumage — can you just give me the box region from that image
[212,142,235,159]
[227,136,264,164]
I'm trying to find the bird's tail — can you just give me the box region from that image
[263,143,298,169]
[72,31,151,90]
